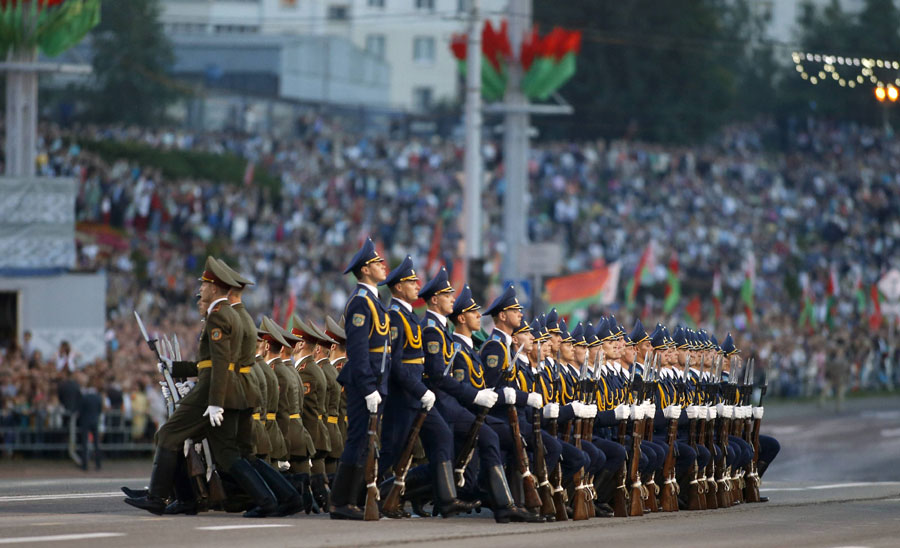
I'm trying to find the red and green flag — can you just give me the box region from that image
[662,253,681,315]
[545,266,617,316]
[854,271,866,313]
[798,272,816,329]
[741,251,756,326]
[449,19,511,102]
[0,0,100,57]
[625,240,656,311]
[869,284,883,330]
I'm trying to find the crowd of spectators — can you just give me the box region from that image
[3,113,900,452]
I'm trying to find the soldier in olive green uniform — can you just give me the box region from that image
[326,316,349,444]
[258,328,287,464]
[289,316,332,509]
[252,337,273,459]
[322,316,347,479]
[216,259,302,516]
[126,257,276,518]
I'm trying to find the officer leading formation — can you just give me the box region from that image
[123,239,780,522]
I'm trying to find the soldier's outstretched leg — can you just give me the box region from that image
[124,448,180,515]
[486,465,545,523]
[433,461,480,517]
[229,458,278,517]
[329,462,365,520]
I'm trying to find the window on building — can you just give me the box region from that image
[327,5,349,20]
[368,0,385,7]
[413,36,435,64]
[366,34,386,59]
[415,0,435,10]
[457,0,470,12]
[413,87,433,111]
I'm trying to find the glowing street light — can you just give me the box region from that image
[876,86,887,102]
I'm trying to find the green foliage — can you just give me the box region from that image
[533,0,773,142]
[77,138,281,192]
[84,0,180,125]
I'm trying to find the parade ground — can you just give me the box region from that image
[1,396,898,548]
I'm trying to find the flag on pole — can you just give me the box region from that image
[825,267,838,329]
[798,272,816,329]
[625,240,656,311]
[545,266,618,316]
[741,251,756,326]
[662,253,680,315]
[284,287,297,327]
[854,271,866,313]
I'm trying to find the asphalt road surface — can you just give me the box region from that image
[1,396,898,548]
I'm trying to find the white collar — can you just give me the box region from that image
[392,297,413,313]
[359,282,378,295]
[454,333,473,349]
[546,356,556,366]
[494,329,512,346]
[428,310,447,328]
[265,357,279,366]
[207,297,228,317]
[613,362,623,374]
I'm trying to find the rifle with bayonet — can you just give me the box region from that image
[693,354,709,510]
[659,352,680,513]
[703,354,720,510]
[746,365,766,502]
[640,353,660,513]
[626,353,645,517]
[363,341,388,521]
[545,358,568,522]
[683,354,704,511]
[742,358,761,503]
[571,351,592,521]
[505,342,543,512]
[531,342,556,520]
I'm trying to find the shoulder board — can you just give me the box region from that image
[453,341,461,351]
[211,304,222,313]
[490,332,503,341]
[355,288,368,298]
[391,303,401,311]
[427,319,436,327]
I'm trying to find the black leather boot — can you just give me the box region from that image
[433,461,480,518]
[486,465,544,523]
[310,473,331,511]
[121,486,148,499]
[251,459,303,516]
[229,459,278,518]
[329,462,364,520]
[124,448,179,515]
[757,461,769,502]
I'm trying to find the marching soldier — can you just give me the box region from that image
[126,257,277,518]
[325,316,348,461]
[290,316,333,510]
[330,238,390,521]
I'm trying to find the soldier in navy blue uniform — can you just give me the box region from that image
[378,260,474,518]
[449,285,544,523]
[330,238,391,521]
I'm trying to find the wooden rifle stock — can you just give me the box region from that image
[744,416,762,502]
[532,408,556,518]
[716,414,732,507]
[612,419,629,517]
[507,405,542,511]
[659,418,679,512]
[704,415,719,509]
[185,444,210,502]
[364,412,381,521]
[686,418,703,511]
[581,414,597,518]
[628,417,645,517]
[453,407,488,488]
[546,418,568,522]
[570,417,591,521]
[381,407,428,515]
[695,418,708,509]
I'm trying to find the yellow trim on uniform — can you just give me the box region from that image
[370,346,392,353]
[197,360,236,371]
[327,416,339,424]
[402,358,425,365]
[239,366,252,374]
[398,313,422,349]
[252,413,261,420]
[289,413,301,419]
[361,295,390,337]
[457,351,484,389]
[266,413,277,420]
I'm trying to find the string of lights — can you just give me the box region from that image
[792,50,900,101]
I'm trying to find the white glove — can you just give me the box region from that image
[752,407,764,419]
[420,390,436,411]
[743,405,753,418]
[473,389,499,409]
[707,406,717,420]
[175,381,192,398]
[157,357,172,374]
[570,401,584,417]
[630,404,644,421]
[722,405,734,419]
[663,405,682,420]
[614,403,630,421]
[203,405,225,427]
[685,405,699,419]
[542,403,560,419]
[526,392,543,409]
[365,391,382,413]
[643,402,655,418]
[159,381,171,401]
[502,387,517,405]
[716,403,726,417]
[584,404,598,419]
[277,460,290,471]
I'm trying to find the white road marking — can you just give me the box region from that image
[0,532,125,544]
[880,427,900,437]
[0,492,122,503]
[196,524,293,531]
[767,426,800,435]
[762,481,900,492]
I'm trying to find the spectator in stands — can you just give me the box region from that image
[78,376,105,471]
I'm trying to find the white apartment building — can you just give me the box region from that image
[161,0,506,111]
